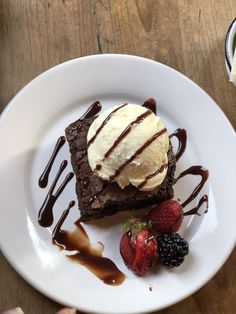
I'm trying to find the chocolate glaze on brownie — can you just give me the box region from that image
[65,116,176,221]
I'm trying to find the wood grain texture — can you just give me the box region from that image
[0,0,236,313]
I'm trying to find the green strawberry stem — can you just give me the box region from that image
[123,218,152,238]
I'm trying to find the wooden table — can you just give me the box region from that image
[0,1,236,313]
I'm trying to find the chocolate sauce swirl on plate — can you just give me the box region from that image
[142,98,157,114]
[52,203,125,286]
[169,128,187,163]
[79,101,102,120]
[184,194,209,216]
[38,136,66,188]
[38,160,74,227]
[175,166,209,208]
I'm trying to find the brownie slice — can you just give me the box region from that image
[65,116,176,221]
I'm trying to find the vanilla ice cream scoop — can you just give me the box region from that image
[87,103,169,191]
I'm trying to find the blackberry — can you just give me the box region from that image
[157,233,189,267]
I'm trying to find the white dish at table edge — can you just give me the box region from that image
[225,17,236,87]
[0,54,236,314]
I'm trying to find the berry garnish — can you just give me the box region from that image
[157,233,189,267]
[120,219,157,275]
[148,200,183,233]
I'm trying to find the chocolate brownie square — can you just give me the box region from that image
[65,116,176,221]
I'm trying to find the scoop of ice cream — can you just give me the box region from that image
[87,103,169,191]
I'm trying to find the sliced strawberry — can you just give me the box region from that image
[131,230,157,275]
[120,219,157,275]
[120,232,135,267]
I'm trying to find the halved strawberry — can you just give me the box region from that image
[120,219,157,275]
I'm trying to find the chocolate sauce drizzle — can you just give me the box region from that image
[109,127,167,181]
[184,195,208,216]
[79,101,102,120]
[175,166,209,209]
[169,128,187,163]
[52,203,125,286]
[38,160,74,227]
[87,103,128,147]
[103,109,152,160]
[95,164,102,171]
[169,129,209,215]
[142,98,157,114]
[38,136,66,188]
[137,164,167,189]
[52,200,76,249]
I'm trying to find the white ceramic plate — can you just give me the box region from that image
[0,55,236,314]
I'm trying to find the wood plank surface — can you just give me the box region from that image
[0,1,236,313]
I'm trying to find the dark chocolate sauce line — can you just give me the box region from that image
[142,98,157,114]
[79,101,102,120]
[169,128,187,163]
[174,166,209,209]
[184,195,208,216]
[103,110,152,160]
[38,160,67,227]
[68,253,125,286]
[52,204,125,286]
[52,201,75,248]
[38,160,74,227]
[38,136,66,188]
[109,127,167,181]
[96,164,102,171]
[87,103,128,147]
[54,172,74,198]
[137,163,167,189]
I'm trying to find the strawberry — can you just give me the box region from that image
[120,219,157,275]
[148,200,183,233]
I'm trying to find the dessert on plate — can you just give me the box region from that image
[65,100,176,221]
[38,98,208,280]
